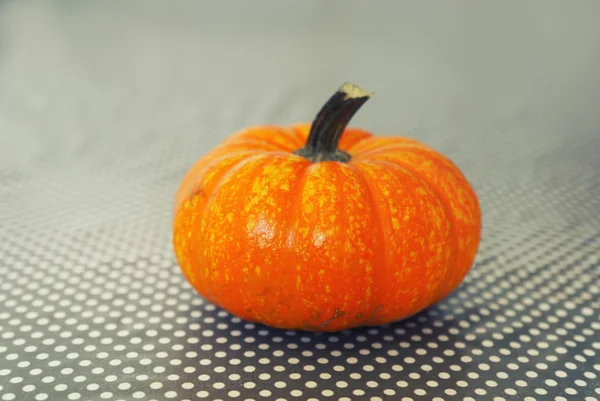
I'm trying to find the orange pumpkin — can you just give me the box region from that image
[173,83,481,332]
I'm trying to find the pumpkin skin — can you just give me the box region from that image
[173,84,481,332]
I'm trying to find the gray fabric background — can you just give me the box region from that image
[1,1,599,400]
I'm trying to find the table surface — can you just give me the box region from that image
[1,1,600,400]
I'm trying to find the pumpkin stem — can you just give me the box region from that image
[294,82,372,162]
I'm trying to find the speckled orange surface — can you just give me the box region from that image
[173,124,481,332]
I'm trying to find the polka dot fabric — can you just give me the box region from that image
[1,2,600,400]
[2,220,599,400]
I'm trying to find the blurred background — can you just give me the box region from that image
[1,0,600,231]
[1,0,600,230]
[1,1,599,400]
